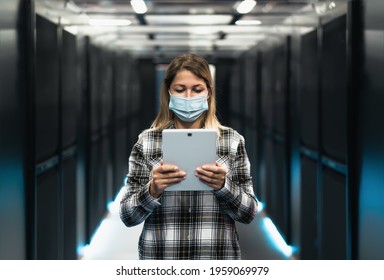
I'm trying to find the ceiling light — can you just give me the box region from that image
[236,0,257,14]
[235,20,261,25]
[312,1,337,14]
[89,19,132,26]
[130,0,148,14]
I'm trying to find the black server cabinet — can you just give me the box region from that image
[35,15,82,259]
[321,15,347,164]
[35,15,60,259]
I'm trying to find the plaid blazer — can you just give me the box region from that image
[120,123,258,260]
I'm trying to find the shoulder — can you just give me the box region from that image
[133,128,163,153]
[137,128,163,142]
[138,122,174,142]
[217,126,246,156]
[133,128,163,157]
[219,126,245,143]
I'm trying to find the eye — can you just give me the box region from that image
[193,88,206,94]
[173,87,186,94]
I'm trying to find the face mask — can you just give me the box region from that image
[169,94,208,122]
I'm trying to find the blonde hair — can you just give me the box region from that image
[150,53,224,131]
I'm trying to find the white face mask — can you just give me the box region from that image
[169,94,208,122]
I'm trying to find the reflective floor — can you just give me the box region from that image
[80,188,293,260]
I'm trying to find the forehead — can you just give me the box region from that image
[171,70,205,85]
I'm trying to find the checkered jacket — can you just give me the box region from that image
[120,124,258,260]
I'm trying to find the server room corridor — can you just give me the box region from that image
[1,0,384,262]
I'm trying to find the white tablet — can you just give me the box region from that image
[162,128,217,191]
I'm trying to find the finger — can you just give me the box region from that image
[196,167,225,180]
[158,164,182,173]
[197,168,225,186]
[201,164,227,175]
[195,171,224,184]
[196,176,221,190]
[154,170,186,182]
[157,176,186,189]
[159,178,184,186]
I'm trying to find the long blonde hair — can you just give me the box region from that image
[150,53,224,131]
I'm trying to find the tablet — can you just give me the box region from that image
[162,128,217,191]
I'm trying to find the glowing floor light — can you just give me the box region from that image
[78,187,127,259]
[107,187,126,215]
[257,201,265,212]
[262,216,293,258]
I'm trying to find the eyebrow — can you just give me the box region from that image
[172,83,206,87]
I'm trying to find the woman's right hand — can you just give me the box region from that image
[150,162,186,198]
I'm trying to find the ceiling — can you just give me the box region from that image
[35,0,348,59]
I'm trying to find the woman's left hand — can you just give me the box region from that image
[195,162,227,190]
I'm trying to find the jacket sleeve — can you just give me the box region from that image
[119,136,160,227]
[214,134,258,224]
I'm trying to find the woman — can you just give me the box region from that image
[120,53,258,260]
